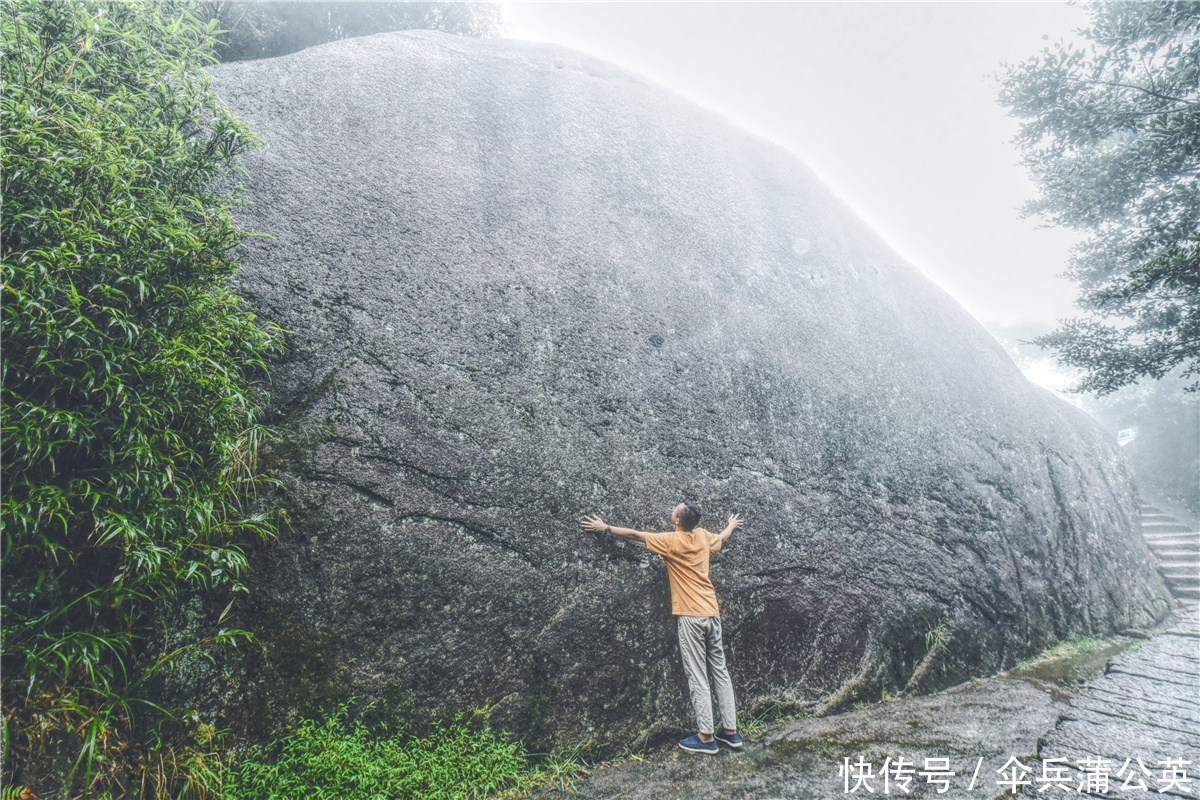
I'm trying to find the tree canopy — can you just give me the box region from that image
[200,1,505,62]
[999,1,1199,395]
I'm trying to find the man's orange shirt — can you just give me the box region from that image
[644,528,723,617]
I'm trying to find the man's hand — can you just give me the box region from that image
[581,515,647,543]
[719,513,742,543]
[581,515,607,533]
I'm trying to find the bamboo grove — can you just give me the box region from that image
[1,1,281,794]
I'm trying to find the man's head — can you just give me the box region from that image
[672,501,702,531]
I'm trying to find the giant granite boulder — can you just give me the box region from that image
[204,31,1172,752]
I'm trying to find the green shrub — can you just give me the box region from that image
[223,706,569,800]
[1,0,279,794]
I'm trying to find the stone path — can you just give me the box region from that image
[1139,504,1199,602]
[524,506,1200,800]
[1035,600,1199,799]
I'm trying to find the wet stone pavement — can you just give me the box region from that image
[1037,600,1199,800]
[523,602,1199,800]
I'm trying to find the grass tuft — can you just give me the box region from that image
[222,705,586,800]
[1014,637,1108,671]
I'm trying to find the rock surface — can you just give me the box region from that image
[204,30,1172,750]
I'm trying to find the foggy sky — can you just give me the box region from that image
[503,1,1092,334]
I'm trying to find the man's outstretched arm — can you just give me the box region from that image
[717,513,743,545]
[582,515,647,544]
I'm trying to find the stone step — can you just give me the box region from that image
[1155,549,1200,559]
[1145,544,1200,557]
[1141,525,1195,535]
[1139,505,1163,513]
[1158,561,1200,572]
[1163,575,1200,589]
[1151,554,1199,564]
[1161,568,1200,582]
[1172,586,1200,599]
[1146,545,1200,557]
[1142,533,1200,545]
[1153,551,1199,563]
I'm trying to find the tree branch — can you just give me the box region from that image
[1077,78,1192,105]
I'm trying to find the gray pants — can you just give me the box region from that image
[677,615,737,734]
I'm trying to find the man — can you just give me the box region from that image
[581,502,743,755]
